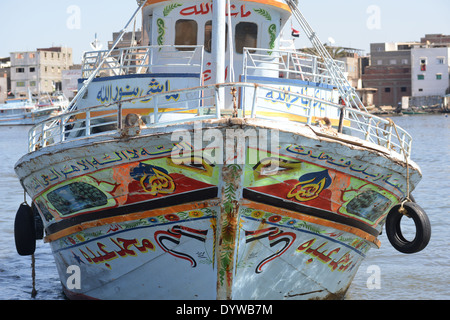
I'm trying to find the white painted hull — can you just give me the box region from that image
[0,108,59,126]
[16,119,420,300]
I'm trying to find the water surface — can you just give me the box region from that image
[0,114,448,300]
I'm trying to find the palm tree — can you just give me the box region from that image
[300,44,348,59]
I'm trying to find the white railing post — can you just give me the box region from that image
[118,103,123,130]
[215,86,221,118]
[153,96,159,125]
[60,117,65,143]
[251,85,259,118]
[86,111,91,136]
[307,97,313,125]
[286,51,291,79]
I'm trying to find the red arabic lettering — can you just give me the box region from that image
[296,238,355,272]
[78,236,156,269]
[228,4,251,18]
[180,3,251,18]
[180,3,211,16]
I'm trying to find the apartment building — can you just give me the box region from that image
[0,57,10,103]
[10,47,73,97]
[411,44,450,97]
[362,42,418,107]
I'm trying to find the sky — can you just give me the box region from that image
[0,0,449,64]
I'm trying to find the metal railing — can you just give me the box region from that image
[82,45,205,79]
[28,82,413,160]
[243,48,346,86]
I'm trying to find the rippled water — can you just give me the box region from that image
[0,114,448,300]
[347,114,450,300]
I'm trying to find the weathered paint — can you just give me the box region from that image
[13,0,423,300]
[15,118,421,299]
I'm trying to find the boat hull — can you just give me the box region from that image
[0,107,59,126]
[15,118,421,300]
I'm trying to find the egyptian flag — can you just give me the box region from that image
[291,28,300,38]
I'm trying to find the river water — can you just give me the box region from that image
[0,114,448,300]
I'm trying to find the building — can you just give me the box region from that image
[411,43,450,97]
[420,34,450,45]
[0,57,11,103]
[362,42,418,107]
[335,48,365,89]
[0,74,7,104]
[108,31,143,51]
[62,66,82,100]
[10,47,73,97]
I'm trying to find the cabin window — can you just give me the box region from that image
[436,74,442,80]
[204,21,228,53]
[235,22,258,54]
[47,182,108,216]
[175,19,198,51]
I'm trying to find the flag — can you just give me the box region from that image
[291,28,300,38]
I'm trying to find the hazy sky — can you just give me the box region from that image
[0,0,449,63]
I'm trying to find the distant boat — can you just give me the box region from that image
[14,0,430,300]
[0,92,68,126]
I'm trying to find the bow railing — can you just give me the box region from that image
[28,82,413,160]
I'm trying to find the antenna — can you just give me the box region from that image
[90,33,103,51]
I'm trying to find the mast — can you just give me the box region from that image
[212,0,227,110]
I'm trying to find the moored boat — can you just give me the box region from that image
[13,0,430,300]
[0,92,68,126]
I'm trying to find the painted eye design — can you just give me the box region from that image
[252,157,302,180]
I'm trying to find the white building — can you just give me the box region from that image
[62,68,82,100]
[411,44,450,97]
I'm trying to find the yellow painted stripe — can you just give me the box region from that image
[44,199,219,243]
[243,111,351,127]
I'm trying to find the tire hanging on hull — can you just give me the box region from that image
[385,201,431,254]
[14,203,36,256]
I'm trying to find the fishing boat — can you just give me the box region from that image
[0,93,68,126]
[14,0,431,300]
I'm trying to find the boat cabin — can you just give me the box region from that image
[141,0,291,83]
[77,0,342,118]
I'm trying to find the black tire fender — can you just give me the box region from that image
[386,202,431,254]
[14,203,36,256]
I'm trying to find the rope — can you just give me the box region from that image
[231,87,238,117]
[24,190,38,298]
[31,254,37,298]
[386,118,411,217]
